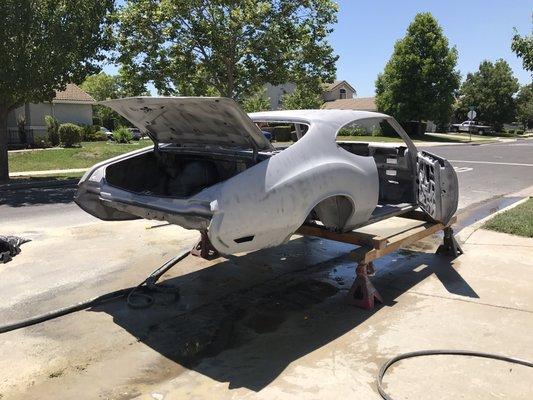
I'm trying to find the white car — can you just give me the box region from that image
[75,97,458,256]
[450,120,494,135]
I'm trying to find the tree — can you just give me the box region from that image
[0,0,113,182]
[516,84,533,129]
[512,21,533,73]
[80,71,150,101]
[375,13,460,128]
[115,0,338,100]
[281,85,323,110]
[241,89,271,113]
[80,71,149,129]
[457,60,519,130]
[80,73,122,102]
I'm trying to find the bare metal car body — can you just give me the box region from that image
[75,97,458,255]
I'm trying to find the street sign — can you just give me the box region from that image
[467,110,477,120]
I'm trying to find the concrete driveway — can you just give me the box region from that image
[1,210,532,399]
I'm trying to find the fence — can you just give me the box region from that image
[7,128,35,149]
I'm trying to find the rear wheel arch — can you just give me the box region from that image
[309,195,356,231]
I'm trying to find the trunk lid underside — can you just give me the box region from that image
[101,97,273,151]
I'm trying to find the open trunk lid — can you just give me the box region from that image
[101,97,274,151]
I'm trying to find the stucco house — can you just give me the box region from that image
[264,79,357,110]
[322,80,356,102]
[7,84,95,147]
[265,82,297,111]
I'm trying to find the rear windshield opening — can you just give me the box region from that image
[336,117,402,142]
[254,122,309,147]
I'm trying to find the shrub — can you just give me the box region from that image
[17,115,27,144]
[371,125,382,137]
[94,130,109,141]
[82,125,108,141]
[58,123,82,147]
[33,137,51,149]
[44,115,60,146]
[112,127,133,143]
[338,126,367,136]
[401,121,427,137]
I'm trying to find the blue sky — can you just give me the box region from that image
[106,0,532,96]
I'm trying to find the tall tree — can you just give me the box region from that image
[240,89,271,113]
[80,71,149,129]
[80,73,122,102]
[511,18,533,73]
[115,0,338,99]
[281,85,323,110]
[457,60,519,129]
[516,84,533,129]
[375,13,460,127]
[0,0,113,182]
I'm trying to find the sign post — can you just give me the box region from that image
[467,107,477,142]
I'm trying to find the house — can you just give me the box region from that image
[322,80,356,102]
[264,79,357,110]
[265,82,297,111]
[7,84,95,147]
[321,97,377,111]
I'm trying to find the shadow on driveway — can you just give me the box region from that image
[0,185,76,207]
[92,237,476,391]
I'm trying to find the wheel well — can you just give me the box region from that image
[311,195,355,231]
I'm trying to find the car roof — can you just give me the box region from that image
[249,109,390,128]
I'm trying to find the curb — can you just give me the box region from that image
[457,196,531,244]
[0,178,79,191]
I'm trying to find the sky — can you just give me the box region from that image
[105,0,532,97]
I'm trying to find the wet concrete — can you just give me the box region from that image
[454,196,524,232]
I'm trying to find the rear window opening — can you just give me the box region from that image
[254,122,309,146]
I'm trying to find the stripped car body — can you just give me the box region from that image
[75,97,458,256]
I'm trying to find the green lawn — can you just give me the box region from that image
[9,140,152,172]
[483,199,533,238]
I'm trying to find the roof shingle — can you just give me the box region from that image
[53,84,95,103]
[321,97,376,111]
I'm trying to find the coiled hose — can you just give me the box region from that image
[0,250,190,334]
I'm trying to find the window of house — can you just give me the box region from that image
[339,88,347,99]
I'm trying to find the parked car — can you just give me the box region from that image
[450,121,494,135]
[75,97,458,256]
[100,126,113,140]
[127,127,143,140]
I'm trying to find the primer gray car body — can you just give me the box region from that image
[75,97,458,255]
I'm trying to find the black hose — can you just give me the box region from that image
[377,349,533,400]
[0,250,190,334]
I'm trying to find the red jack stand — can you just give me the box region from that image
[191,231,219,260]
[347,262,383,309]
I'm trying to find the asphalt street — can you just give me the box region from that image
[420,140,533,210]
[1,140,532,229]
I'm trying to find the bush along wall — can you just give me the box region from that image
[58,123,82,147]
